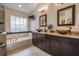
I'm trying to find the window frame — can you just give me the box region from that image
[11,15,27,32]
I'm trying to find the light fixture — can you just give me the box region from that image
[38,6,48,12]
[38,7,47,12]
[18,4,22,7]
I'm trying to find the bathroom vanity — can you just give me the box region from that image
[32,32,79,56]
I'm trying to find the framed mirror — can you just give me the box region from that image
[57,5,75,26]
[39,14,47,27]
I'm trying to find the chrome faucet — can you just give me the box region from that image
[68,26,72,34]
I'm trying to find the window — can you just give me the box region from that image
[11,15,27,32]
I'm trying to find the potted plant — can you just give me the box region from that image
[47,24,54,33]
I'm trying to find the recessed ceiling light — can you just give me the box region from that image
[18,4,22,7]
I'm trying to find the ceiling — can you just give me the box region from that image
[1,3,39,14]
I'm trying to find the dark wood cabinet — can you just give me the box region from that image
[32,33,37,46]
[32,33,42,48]
[50,36,62,56]
[60,36,79,56]
[51,40,61,56]
[32,32,79,56]
[42,34,50,53]
[62,42,77,56]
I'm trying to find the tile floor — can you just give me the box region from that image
[8,46,51,56]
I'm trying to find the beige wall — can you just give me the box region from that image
[30,3,79,32]
[30,3,49,31]
[4,8,29,32]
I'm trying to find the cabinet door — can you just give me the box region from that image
[50,36,62,56]
[60,37,78,56]
[32,32,37,46]
[52,40,61,56]
[38,34,44,49]
[62,42,78,56]
[41,34,50,53]
[32,33,42,48]
[35,33,42,48]
[77,46,79,55]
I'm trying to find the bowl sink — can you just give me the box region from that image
[36,29,43,32]
[56,27,70,34]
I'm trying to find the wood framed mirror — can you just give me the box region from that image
[39,14,47,27]
[57,5,75,26]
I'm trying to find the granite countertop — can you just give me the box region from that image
[7,31,32,34]
[35,31,79,39]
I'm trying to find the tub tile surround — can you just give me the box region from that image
[6,32,32,52]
